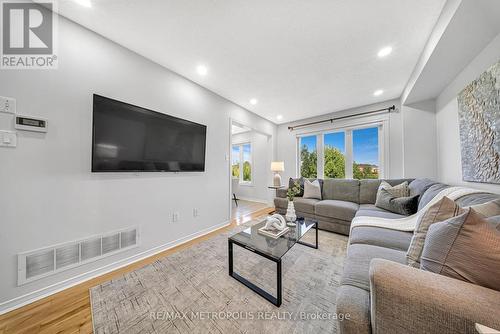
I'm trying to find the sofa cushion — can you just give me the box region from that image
[359,179,382,204]
[314,200,359,221]
[421,209,500,291]
[409,178,438,199]
[355,207,406,219]
[322,179,360,203]
[350,226,412,251]
[341,244,406,291]
[456,193,500,208]
[292,198,320,215]
[418,183,449,210]
[335,285,371,334]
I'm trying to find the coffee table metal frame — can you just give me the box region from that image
[228,220,318,307]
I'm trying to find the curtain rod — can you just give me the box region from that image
[287,105,396,131]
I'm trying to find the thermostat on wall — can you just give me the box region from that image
[15,115,48,132]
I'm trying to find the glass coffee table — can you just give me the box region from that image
[228,217,318,307]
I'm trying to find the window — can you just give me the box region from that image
[353,127,379,179]
[232,143,252,183]
[324,132,345,179]
[298,125,382,179]
[299,135,317,178]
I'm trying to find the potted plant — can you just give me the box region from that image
[285,180,301,224]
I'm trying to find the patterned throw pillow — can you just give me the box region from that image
[377,181,409,198]
[420,208,500,291]
[406,197,464,267]
[288,177,304,197]
[375,188,419,215]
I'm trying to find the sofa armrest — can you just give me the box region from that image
[276,187,288,198]
[369,259,500,334]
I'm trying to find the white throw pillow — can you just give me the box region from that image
[303,179,322,200]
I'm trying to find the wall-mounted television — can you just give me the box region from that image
[92,94,207,172]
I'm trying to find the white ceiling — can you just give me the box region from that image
[57,0,446,124]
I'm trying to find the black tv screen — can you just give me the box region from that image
[92,94,207,172]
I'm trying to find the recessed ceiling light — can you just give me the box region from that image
[373,89,384,96]
[196,65,208,76]
[377,46,392,58]
[74,0,92,7]
[276,115,283,121]
[250,98,258,105]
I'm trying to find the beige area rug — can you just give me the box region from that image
[90,220,349,334]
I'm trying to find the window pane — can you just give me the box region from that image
[231,145,240,178]
[242,144,252,182]
[324,132,345,179]
[299,135,317,178]
[353,127,379,179]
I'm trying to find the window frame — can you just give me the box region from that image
[296,120,387,179]
[231,142,253,185]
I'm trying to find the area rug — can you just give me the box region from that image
[90,220,349,334]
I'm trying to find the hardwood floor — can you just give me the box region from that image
[0,207,274,334]
[231,199,270,220]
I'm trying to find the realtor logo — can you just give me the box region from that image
[1,0,58,69]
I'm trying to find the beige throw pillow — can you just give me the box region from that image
[420,208,500,291]
[406,197,464,267]
[303,179,322,200]
[407,197,500,268]
[377,181,409,198]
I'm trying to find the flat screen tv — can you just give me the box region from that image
[92,94,207,172]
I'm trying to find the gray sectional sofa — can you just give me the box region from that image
[274,178,416,235]
[274,178,500,334]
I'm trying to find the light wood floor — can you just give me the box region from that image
[231,199,269,220]
[0,207,274,334]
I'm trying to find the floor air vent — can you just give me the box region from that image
[18,227,139,285]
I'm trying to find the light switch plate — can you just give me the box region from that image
[0,130,17,147]
[0,96,16,114]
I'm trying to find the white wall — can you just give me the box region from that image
[276,99,404,181]
[400,99,438,179]
[231,131,273,203]
[0,16,276,312]
[435,32,500,194]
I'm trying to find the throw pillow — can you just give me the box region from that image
[288,177,304,197]
[420,208,500,291]
[468,198,500,217]
[375,188,419,215]
[378,180,409,198]
[406,197,464,268]
[303,179,322,200]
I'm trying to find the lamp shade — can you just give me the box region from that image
[271,161,285,172]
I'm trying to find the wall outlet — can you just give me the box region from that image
[172,212,179,222]
[0,96,16,114]
[193,208,198,217]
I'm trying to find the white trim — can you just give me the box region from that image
[0,220,230,315]
[235,196,272,206]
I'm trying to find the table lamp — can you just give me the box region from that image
[271,161,285,186]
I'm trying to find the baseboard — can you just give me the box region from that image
[236,196,272,206]
[0,220,230,315]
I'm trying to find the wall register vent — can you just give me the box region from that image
[17,227,139,285]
